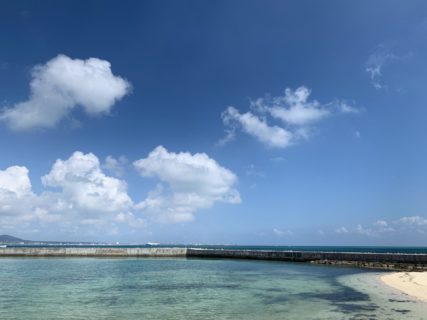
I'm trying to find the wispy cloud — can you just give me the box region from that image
[273,228,292,237]
[221,106,293,148]
[245,164,264,177]
[252,87,330,126]
[219,86,360,149]
[335,226,348,234]
[365,45,412,90]
[333,216,427,238]
[270,156,286,162]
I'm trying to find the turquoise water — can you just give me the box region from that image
[0,258,425,319]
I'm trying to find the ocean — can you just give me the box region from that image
[0,257,425,319]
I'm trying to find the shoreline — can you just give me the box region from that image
[381,272,427,302]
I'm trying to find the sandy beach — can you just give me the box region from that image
[381,272,427,302]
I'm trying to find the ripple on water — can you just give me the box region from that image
[0,258,426,320]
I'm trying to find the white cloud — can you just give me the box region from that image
[273,228,292,236]
[398,216,427,226]
[134,146,240,223]
[392,216,427,235]
[0,151,144,237]
[0,148,241,234]
[114,212,144,228]
[365,66,382,90]
[34,208,63,223]
[42,151,133,213]
[0,54,131,130]
[355,224,371,236]
[0,166,36,219]
[374,220,388,227]
[338,102,360,114]
[220,86,360,148]
[365,47,395,89]
[221,106,293,148]
[102,155,128,177]
[216,129,236,146]
[0,167,62,230]
[253,87,330,126]
[245,164,264,177]
[335,226,348,234]
[0,166,33,198]
[365,46,412,90]
[334,219,399,238]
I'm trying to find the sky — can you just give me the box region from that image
[1,0,427,245]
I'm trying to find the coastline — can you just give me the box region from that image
[381,272,427,302]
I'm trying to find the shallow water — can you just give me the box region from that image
[0,258,425,319]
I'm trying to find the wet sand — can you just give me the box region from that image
[381,272,427,302]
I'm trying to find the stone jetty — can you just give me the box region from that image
[1,247,426,271]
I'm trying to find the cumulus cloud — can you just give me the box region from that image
[0,166,65,230]
[0,152,142,236]
[134,146,240,223]
[0,166,33,199]
[0,148,242,234]
[220,86,360,148]
[221,106,293,148]
[42,151,133,213]
[0,54,131,130]
[0,166,36,218]
[114,212,145,228]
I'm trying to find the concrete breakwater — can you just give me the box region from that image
[0,247,187,257]
[1,247,427,270]
[187,249,427,271]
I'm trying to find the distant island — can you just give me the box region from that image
[0,235,165,246]
[0,234,105,246]
[0,235,29,244]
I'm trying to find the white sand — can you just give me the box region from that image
[381,272,427,302]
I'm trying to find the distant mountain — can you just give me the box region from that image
[0,235,29,243]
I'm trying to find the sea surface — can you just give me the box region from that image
[0,257,426,320]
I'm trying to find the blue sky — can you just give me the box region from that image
[1,0,427,245]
